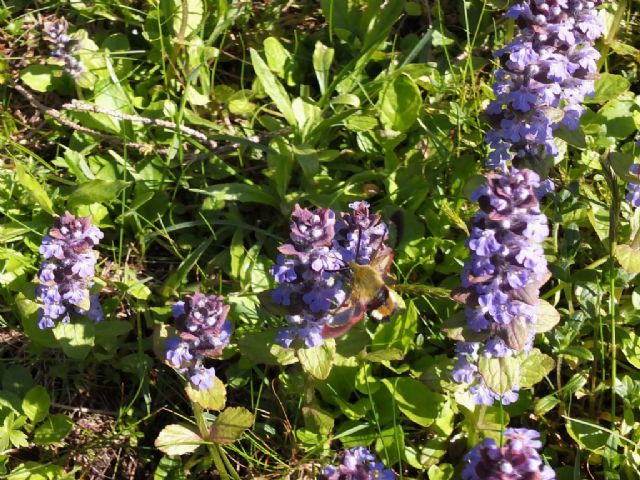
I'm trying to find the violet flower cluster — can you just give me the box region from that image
[452,169,549,405]
[486,0,604,170]
[165,293,232,390]
[322,446,395,480]
[271,201,389,348]
[626,164,640,208]
[37,212,103,330]
[41,16,85,78]
[463,428,555,480]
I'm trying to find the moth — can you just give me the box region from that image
[321,245,398,338]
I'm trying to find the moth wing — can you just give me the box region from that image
[322,302,366,338]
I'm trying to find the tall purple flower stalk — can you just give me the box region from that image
[37,212,103,329]
[322,446,395,480]
[270,201,389,348]
[452,169,550,405]
[486,0,604,170]
[165,293,232,390]
[463,428,555,480]
[41,16,85,78]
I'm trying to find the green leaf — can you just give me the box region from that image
[302,405,334,435]
[534,395,560,417]
[566,417,610,453]
[250,48,296,127]
[185,376,226,411]
[34,414,73,445]
[618,328,640,370]
[209,407,254,444]
[615,244,640,274]
[599,98,639,139]
[364,348,404,363]
[477,356,520,395]
[162,238,213,295]
[533,300,561,333]
[15,164,54,215]
[22,386,50,424]
[379,74,421,132]
[154,455,186,480]
[519,349,555,388]
[67,179,128,208]
[586,73,630,104]
[3,365,35,397]
[170,0,204,39]
[427,464,454,480]
[372,300,418,353]
[381,378,444,427]
[264,37,292,80]
[312,41,334,95]
[297,341,335,380]
[19,65,58,92]
[237,329,299,366]
[95,320,133,338]
[155,424,203,455]
[193,183,279,208]
[53,320,96,360]
[441,310,488,343]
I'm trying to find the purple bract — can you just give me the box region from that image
[41,16,85,78]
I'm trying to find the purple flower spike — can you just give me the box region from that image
[270,202,391,347]
[36,212,103,329]
[452,169,549,405]
[486,0,605,170]
[40,16,86,78]
[165,293,232,390]
[322,446,395,480]
[463,428,555,480]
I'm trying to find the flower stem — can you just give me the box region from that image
[192,402,235,480]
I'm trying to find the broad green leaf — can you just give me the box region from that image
[533,300,561,333]
[67,179,128,208]
[344,115,378,132]
[237,329,298,366]
[250,48,296,127]
[477,356,520,395]
[155,424,203,455]
[566,417,610,453]
[599,98,639,139]
[372,300,418,353]
[312,41,334,94]
[375,424,404,466]
[381,378,443,427]
[15,164,54,215]
[302,405,334,435]
[427,464,454,480]
[19,65,58,92]
[264,37,292,80]
[95,320,133,338]
[209,407,254,444]
[519,349,555,388]
[185,376,226,411]
[586,73,630,104]
[297,341,335,380]
[154,455,186,480]
[615,244,640,274]
[22,386,50,424]
[364,348,404,363]
[34,414,73,445]
[172,0,204,39]
[379,74,421,132]
[53,320,96,360]
[618,328,640,370]
[3,365,35,397]
[534,395,561,417]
